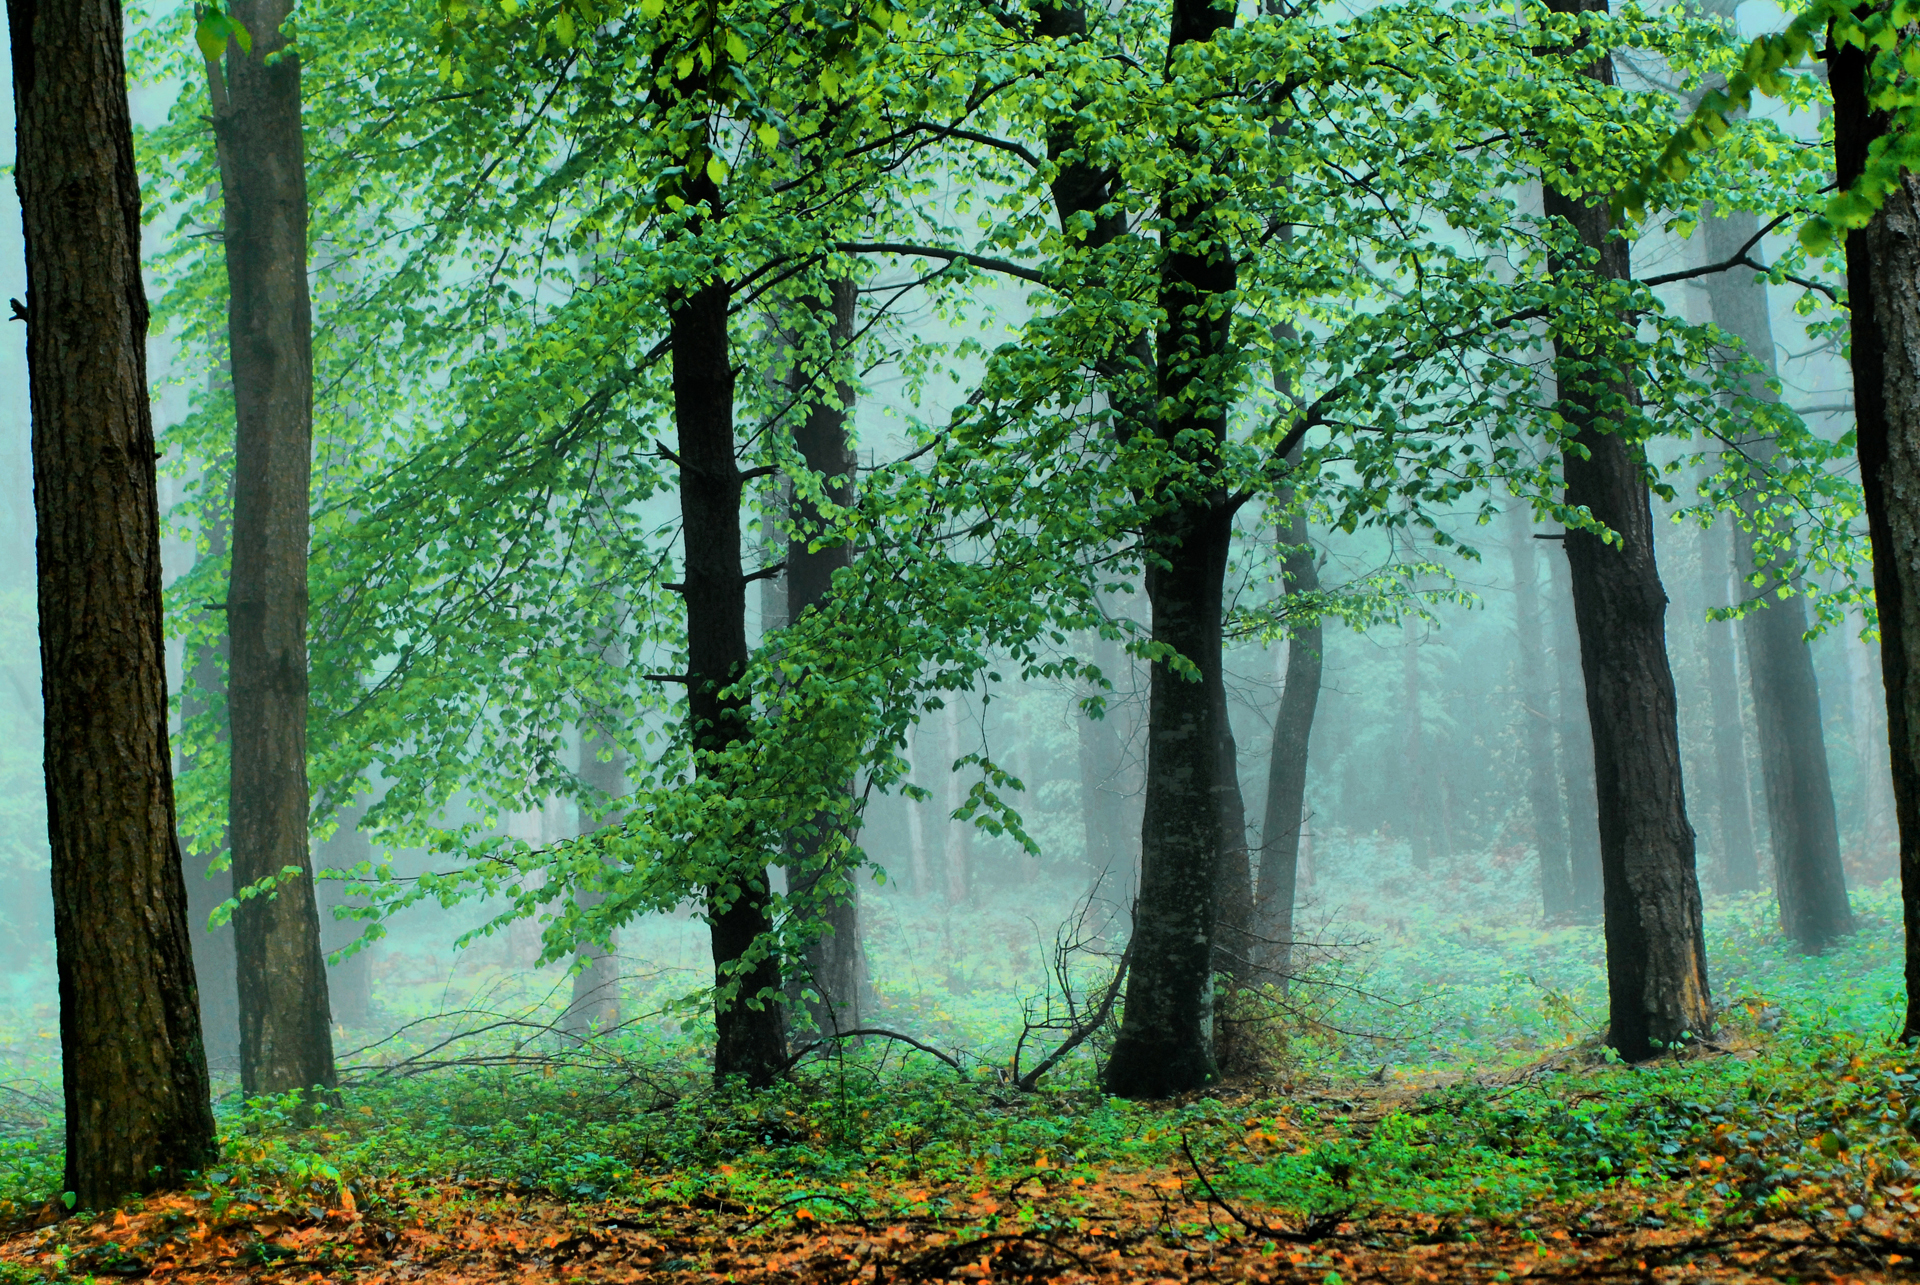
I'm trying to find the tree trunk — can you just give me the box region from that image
[1548,535,1606,915]
[675,175,786,1086]
[1212,676,1253,984]
[10,0,219,1203]
[1699,508,1762,892]
[1701,208,1851,945]
[1101,0,1238,1099]
[1507,504,1574,919]
[181,508,239,1072]
[209,0,336,1099]
[783,278,865,1037]
[1255,508,1323,984]
[1830,34,1920,1040]
[568,720,624,1034]
[1543,0,1713,1055]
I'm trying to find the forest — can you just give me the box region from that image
[8,0,1920,1277]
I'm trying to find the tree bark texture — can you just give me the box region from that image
[1698,509,1762,892]
[210,0,337,1099]
[1543,10,1713,1052]
[1255,507,1322,984]
[1830,33,1920,1039]
[1101,0,1237,1099]
[675,176,786,1086]
[783,278,866,1036]
[1506,504,1574,919]
[1548,537,1606,915]
[10,0,219,1203]
[1701,208,1851,946]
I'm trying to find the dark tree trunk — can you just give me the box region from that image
[1507,504,1574,919]
[1255,507,1322,984]
[208,0,336,1099]
[1542,1,1713,1053]
[10,0,219,1203]
[675,174,786,1086]
[182,509,239,1072]
[782,279,866,1036]
[313,794,372,1028]
[1101,0,1238,1099]
[568,718,624,1034]
[1548,537,1606,915]
[1700,208,1852,946]
[1830,33,1920,1040]
[1698,507,1762,892]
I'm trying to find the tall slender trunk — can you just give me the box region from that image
[1544,0,1712,1058]
[1402,617,1429,870]
[1212,677,1253,984]
[209,0,336,1098]
[1701,209,1851,945]
[182,506,239,1071]
[1256,508,1323,984]
[782,279,865,1036]
[942,700,972,907]
[568,718,624,1034]
[1830,33,1920,1040]
[1507,504,1573,919]
[313,793,372,1027]
[1101,0,1238,1100]
[10,0,219,1202]
[1548,548,1606,915]
[675,174,785,1086]
[1699,508,1762,892]
[1849,638,1896,868]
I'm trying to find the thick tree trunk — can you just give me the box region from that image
[568,721,624,1034]
[675,177,785,1086]
[209,0,336,1099]
[1548,537,1606,915]
[1830,35,1920,1040]
[1701,209,1851,945]
[182,511,239,1072]
[10,0,219,1203]
[1101,0,1238,1099]
[1255,507,1322,984]
[1699,509,1762,892]
[783,279,865,1036]
[1507,504,1574,919]
[1542,4,1712,1052]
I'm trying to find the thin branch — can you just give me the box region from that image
[837,242,1050,287]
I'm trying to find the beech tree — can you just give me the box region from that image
[9,0,217,1202]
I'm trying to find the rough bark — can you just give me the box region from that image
[1543,0,1713,1055]
[1255,506,1322,984]
[209,0,337,1099]
[568,721,623,1034]
[1548,537,1606,916]
[783,278,866,1036]
[1829,33,1920,1040]
[1506,504,1574,919]
[1101,0,1237,1100]
[1701,208,1852,945]
[1698,509,1762,892]
[675,174,786,1086]
[10,0,219,1202]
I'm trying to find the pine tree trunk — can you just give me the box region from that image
[209,0,336,1099]
[675,177,785,1086]
[1830,35,1920,1041]
[1507,504,1573,919]
[1699,509,1762,892]
[10,0,219,1203]
[783,278,865,1036]
[1548,549,1606,915]
[1701,208,1851,946]
[1542,4,1713,1052]
[1255,507,1322,984]
[1101,0,1238,1099]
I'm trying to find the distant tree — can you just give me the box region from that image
[1505,503,1574,920]
[200,0,338,1098]
[9,0,218,1202]
[1695,496,1762,894]
[1255,492,1324,984]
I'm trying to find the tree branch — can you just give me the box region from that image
[837,242,1050,287]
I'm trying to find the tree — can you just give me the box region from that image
[201,0,337,1098]
[1696,499,1762,893]
[1544,0,1713,1058]
[9,0,218,1202]
[1255,500,1323,983]
[1699,207,1852,947]
[1505,502,1574,919]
